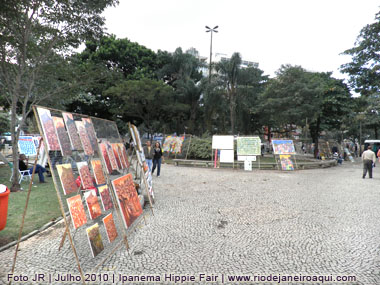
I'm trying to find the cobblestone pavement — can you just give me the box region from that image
[1,162,380,284]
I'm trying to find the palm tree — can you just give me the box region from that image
[215,52,242,134]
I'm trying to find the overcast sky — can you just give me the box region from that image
[102,0,379,79]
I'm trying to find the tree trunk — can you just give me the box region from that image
[10,96,21,192]
[309,116,321,159]
[229,92,235,135]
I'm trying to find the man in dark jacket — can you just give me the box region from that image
[19,154,47,183]
[143,141,154,172]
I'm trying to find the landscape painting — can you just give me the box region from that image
[52,116,72,156]
[67,195,87,229]
[111,173,143,229]
[84,190,102,220]
[91,159,106,185]
[37,107,60,151]
[99,185,113,211]
[75,120,94,156]
[56,164,77,195]
[103,213,118,243]
[77,161,95,189]
[86,223,104,258]
[62,112,83,150]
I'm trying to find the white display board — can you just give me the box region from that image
[238,155,256,161]
[244,160,252,171]
[212,135,234,150]
[220,149,234,163]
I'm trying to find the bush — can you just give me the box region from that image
[182,136,212,160]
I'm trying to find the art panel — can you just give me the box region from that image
[116,143,127,169]
[237,137,261,156]
[105,141,118,170]
[111,173,143,229]
[62,112,83,150]
[162,136,185,153]
[77,161,95,189]
[111,143,122,169]
[37,107,60,151]
[99,185,113,211]
[272,140,296,155]
[52,116,72,156]
[18,136,37,156]
[86,223,104,258]
[56,164,78,195]
[75,121,94,156]
[82,118,98,150]
[99,142,112,174]
[279,155,294,171]
[120,144,130,168]
[103,213,118,243]
[91,159,106,185]
[84,190,102,220]
[67,195,87,229]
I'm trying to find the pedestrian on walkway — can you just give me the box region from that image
[143,141,154,172]
[362,145,376,179]
[152,142,163,177]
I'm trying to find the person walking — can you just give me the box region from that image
[152,142,163,177]
[362,145,376,179]
[143,141,154,172]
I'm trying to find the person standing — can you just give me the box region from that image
[362,145,376,179]
[152,142,163,177]
[143,141,154,172]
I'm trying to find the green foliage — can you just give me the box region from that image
[0,113,10,133]
[182,136,212,160]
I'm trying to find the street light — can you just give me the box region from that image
[205,25,218,82]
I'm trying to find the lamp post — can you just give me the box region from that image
[205,25,218,82]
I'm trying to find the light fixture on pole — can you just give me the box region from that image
[205,25,218,82]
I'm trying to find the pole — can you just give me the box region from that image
[209,30,213,82]
[359,120,362,156]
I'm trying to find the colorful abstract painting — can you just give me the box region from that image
[99,185,113,211]
[84,189,102,220]
[86,223,104,258]
[82,118,98,150]
[67,195,87,229]
[56,164,77,195]
[103,213,118,243]
[52,116,72,156]
[37,107,60,151]
[162,136,185,153]
[280,155,295,171]
[99,142,112,174]
[111,173,143,229]
[62,112,83,151]
[272,140,296,155]
[91,159,106,185]
[75,121,94,156]
[77,161,95,189]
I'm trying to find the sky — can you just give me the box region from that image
[102,0,380,79]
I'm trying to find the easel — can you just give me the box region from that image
[10,139,43,285]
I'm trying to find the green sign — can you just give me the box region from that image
[237,137,261,156]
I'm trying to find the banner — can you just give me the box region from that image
[272,140,296,155]
[237,137,261,156]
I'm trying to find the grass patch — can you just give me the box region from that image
[0,166,61,246]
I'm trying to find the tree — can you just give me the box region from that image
[215,52,242,134]
[341,11,380,95]
[105,78,187,135]
[0,0,118,191]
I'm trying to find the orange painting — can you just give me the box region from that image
[86,223,104,258]
[106,141,118,170]
[62,112,83,150]
[67,195,87,229]
[75,121,94,156]
[99,185,113,211]
[84,190,102,220]
[99,143,112,174]
[91,159,106,185]
[77,162,95,189]
[120,144,130,168]
[82,118,98,150]
[111,173,142,229]
[37,107,60,151]
[111,143,122,169]
[52,116,72,156]
[103,213,118,243]
[56,164,77,195]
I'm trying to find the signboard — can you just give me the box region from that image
[237,137,261,156]
[272,140,296,155]
[238,156,256,161]
[244,160,252,171]
[18,136,37,156]
[212,135,234,150]
[220,149,234,163]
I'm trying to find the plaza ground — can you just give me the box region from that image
[0,161,379,284]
